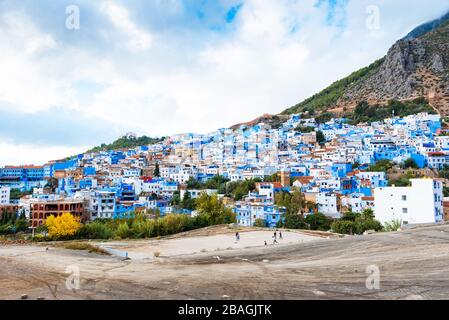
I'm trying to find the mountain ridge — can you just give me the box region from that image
[277,11,449,123]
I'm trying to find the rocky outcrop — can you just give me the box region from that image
[280,13,449,117]
[338,22,449,113]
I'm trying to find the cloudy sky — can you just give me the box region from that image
[0,0,448,166]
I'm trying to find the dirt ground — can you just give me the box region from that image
[1,224,449,300]
[97,229,325,260]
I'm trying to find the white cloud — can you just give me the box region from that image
[0,11,66,113]
[0,142,86,166]
[100,1,153,52]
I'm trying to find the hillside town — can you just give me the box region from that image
[0,111,448,232]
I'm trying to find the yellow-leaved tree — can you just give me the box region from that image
[45,213,81,240]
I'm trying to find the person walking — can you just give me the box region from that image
[235,232,240,242]
[279,231,283,239]
[273,231,277,240]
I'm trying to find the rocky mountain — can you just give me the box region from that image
[282,12,449,120]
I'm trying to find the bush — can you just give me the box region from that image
[0,224,15,235]
[331,220,356,234]
[254,219,267,228]
[384,219,402,232]
[359,219,383,232]
[46,213,81,240]
[403,158,419,169]
[161,214,189,235]
[332,209,383,235]
[282,214,307,229]
[77,221,114,240]
[14,219,29,233]
[115,222,131,239]
[304,213,331,231]
[130,218,154,238]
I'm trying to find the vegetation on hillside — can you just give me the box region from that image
[348,98,436,124]
[87,135,164,153]
[282,58,385,115]
[367,160,394,173]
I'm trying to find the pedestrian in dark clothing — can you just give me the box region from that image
[279,231,283,239]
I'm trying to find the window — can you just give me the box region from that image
[402,208,408,214]
[402,195,407,201]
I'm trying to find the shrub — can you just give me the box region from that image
[46,213,81,240]
[0,224,15,235]
[162,214,190,235]
[332,209,383,235]
[304,213,331,231]
[282,214,307,229]
[254,219,267,228]
[130,219,154,238]
[115,222,131,239]
[77,221,114,240]
[331,220,356,234]
[14,219,29,233]
[358,219,383,233]
[384,219,403,232]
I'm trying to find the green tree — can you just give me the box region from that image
[367,159,393,173]
[295,125,315,133]
[316,130,326,145]
[281,214,307,229]
[305,213,332,231]
[186,177,202,189]
[275,188,306,216]
[171,191,181,206]
[181,191,196,211]
[403,158,418,169]
[153,163,160,177]
[361,208,375,220]
[196,193,236,225]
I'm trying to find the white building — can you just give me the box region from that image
[374,179,444,225]
[0,186,10,204]
[316,192,340,218]
[91,191,116,220]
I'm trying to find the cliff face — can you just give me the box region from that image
[338,20,449,114]
[281,13,449,118]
